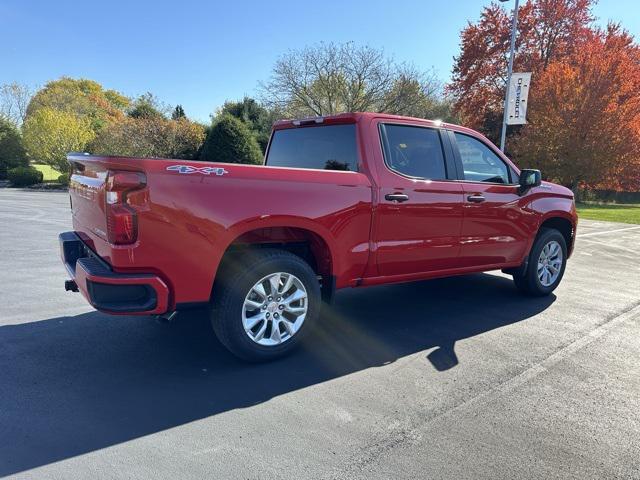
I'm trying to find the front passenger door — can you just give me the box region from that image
[451,131,531,267]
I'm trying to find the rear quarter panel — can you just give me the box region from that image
[73,158,372,306]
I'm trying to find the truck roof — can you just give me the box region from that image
[273,112,434,128]
[273,112,486,141]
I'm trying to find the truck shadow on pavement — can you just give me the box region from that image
[0,273,554,476]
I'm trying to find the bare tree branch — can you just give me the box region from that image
[259,42,448,119]
[0,82,34,127]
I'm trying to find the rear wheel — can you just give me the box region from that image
[210,249,321,362]
[513,228,567,296]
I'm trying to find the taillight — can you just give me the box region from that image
[105,171,146,245]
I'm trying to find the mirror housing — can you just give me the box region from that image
[518,169,541,194]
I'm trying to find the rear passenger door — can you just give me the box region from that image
[448,131,530,267]
[372,122,465,277]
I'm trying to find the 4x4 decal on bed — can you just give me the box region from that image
[166,165,229,176]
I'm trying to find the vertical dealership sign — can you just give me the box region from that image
[506,72,531,125]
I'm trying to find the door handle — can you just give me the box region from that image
[467,194,486,203]
[385,193,409,203]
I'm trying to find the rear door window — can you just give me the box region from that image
[266,124,358,171]
[380,124,448,180]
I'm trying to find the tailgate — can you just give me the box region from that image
[68,154,148,249]
[69,158,110,241]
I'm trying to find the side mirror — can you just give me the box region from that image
[518,169,541,194]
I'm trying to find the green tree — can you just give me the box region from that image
[22,108,95,172]
[217,97,278,152]
[172,105,186,120]
[0,118,27,178]
[199,114,263,164]
[382,77,457,122]
[90,116,205,159]
[27,77,129,132]
[128,93,167,119]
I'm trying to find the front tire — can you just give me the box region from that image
[210,249,321,362]
[513,228,567,296]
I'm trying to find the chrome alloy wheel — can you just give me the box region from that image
[242,272,308,346]
[537,240,563,287]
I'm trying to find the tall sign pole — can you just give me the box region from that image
[499,0,520,152]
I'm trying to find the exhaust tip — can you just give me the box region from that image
[65,280,79,292]
[155,311,178,323]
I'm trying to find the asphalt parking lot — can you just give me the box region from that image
[1,188,639,479]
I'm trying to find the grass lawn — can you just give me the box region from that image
[576,202,640,225]
[32,164,62,182]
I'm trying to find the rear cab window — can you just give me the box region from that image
[265,124,358,171]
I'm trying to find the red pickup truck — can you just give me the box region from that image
[60,112,577,361]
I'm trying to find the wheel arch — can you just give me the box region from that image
[538,214,576,256]
[212,220,338,302]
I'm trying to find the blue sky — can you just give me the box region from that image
[1,0,638,123]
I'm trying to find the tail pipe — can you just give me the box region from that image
[65,280,79,292]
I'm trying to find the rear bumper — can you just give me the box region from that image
[59,231,170,315]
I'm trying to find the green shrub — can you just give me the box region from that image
[58,173,70,185]
[218,97,277,153]
[199,114,263,165]
[8,166,43,187]
[0,118,28,179]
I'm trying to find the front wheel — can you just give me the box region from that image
[513,228,567,296]
[210,249,321,362]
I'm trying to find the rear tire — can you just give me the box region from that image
[210,249,321,362]
[513,228,567,296]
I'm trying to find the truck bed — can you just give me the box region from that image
[67,154,373,309]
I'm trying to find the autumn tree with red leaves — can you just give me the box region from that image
[512,25,640,193]
[449,0,592,135]
[449,0,640,192]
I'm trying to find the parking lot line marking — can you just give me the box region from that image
[578,225,640,237]
[332,301,640,478]
[579,238,640,255]
[432,302,640,417]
